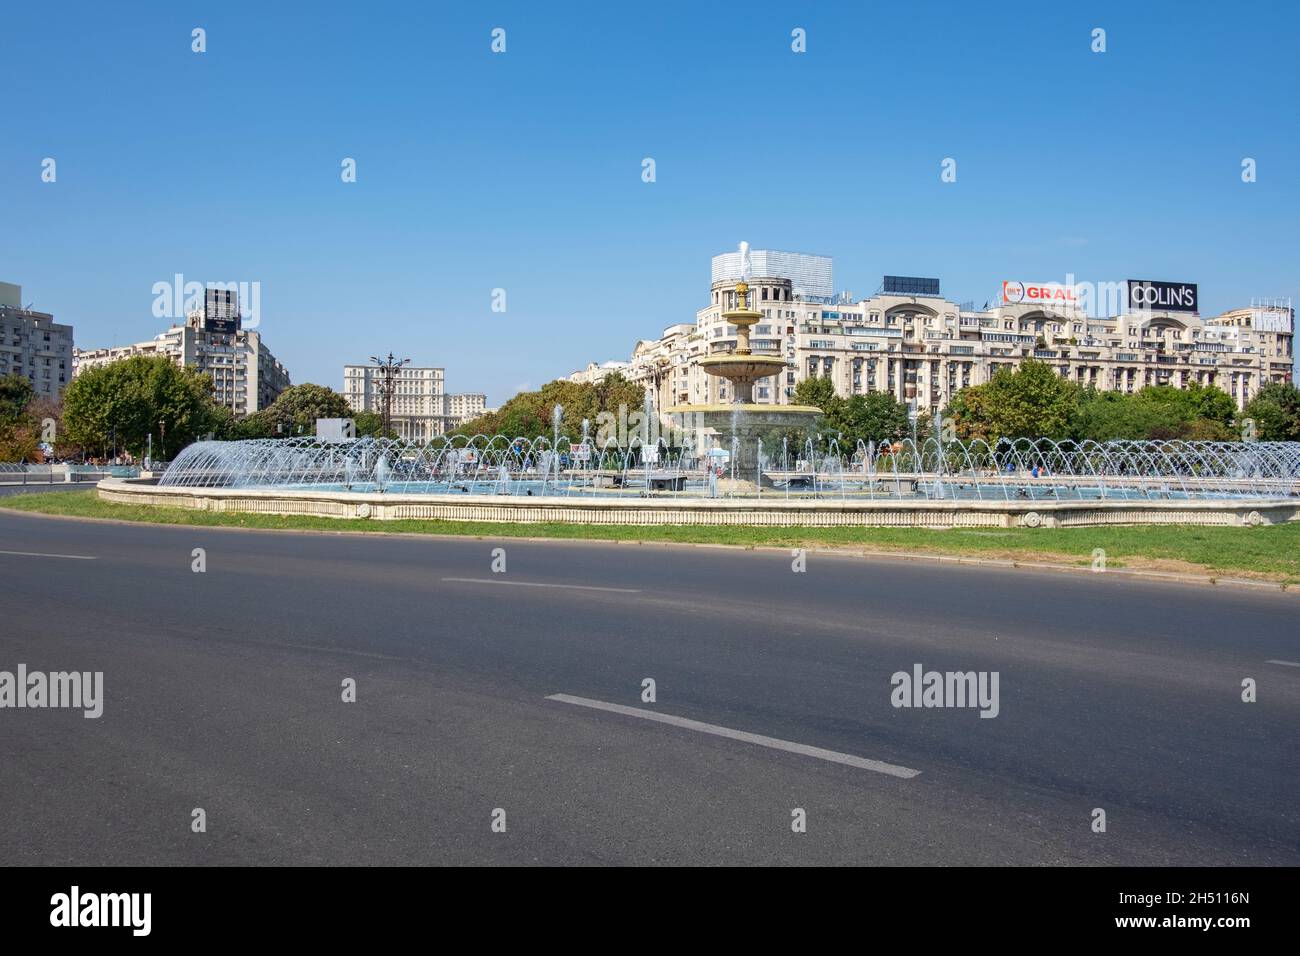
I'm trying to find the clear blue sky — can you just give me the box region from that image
[3,0,1297,405]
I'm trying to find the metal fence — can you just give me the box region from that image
[0,464,141,484]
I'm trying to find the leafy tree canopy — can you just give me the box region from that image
[1243,382,1300,442]
[944,363,1243,443]
[228,383,353,440]
[453,375,645,442]
[1073,383,1237,442]
[829,392,914,446]
[62,356,221,458]
[944,359,1080,442]
[791,376,839,415]
[0,374,35,424]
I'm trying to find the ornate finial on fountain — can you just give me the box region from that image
[733,241,755,312]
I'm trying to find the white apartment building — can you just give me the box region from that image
[0,282,74,399]
[567,360,632,383]
[342,363,487,439]
[627,325,698,411]
[74,292,290,415]
[621,257,1293,417]
[446,391,488,424]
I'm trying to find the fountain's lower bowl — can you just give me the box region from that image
[665,403,824,489]
[663,403,823,422]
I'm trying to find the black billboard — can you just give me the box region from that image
[883,275,941,297]
[1127,279,1198,314]
[204,316,238,334]
[203,288,240,334]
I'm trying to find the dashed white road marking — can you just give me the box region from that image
[442,577,639,593]
[1265,659,1300,668]
[546,693,921,779]
[0,549,97,560]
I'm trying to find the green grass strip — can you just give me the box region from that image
[3,489,1297,583]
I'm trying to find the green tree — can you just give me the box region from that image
[259,383,352,437]
[205,404,238,441]
[0,423,39,462]
[0,373,40,461]
[1243,382,1300,442]
[1184,382,1238,428]
[226,409,275,440]
[353,410,396,439]
[824,392,912,446]
[0,373,35,423]
[27,396,79,459]
[944,359,1080,441]
[590,374,648,425]
[791,376,841,415]
[63,356,220,458]
[1073,383,1237,442]
[452,374,645,442]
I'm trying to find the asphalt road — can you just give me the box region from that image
[1,508,1297,865]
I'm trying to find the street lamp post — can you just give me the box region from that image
[369,352,410,437]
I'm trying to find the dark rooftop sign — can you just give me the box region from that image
[882,275,941,297]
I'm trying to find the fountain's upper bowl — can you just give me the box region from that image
[697,353,787,382]
[721,307,763,325]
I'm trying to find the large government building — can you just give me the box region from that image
[73,289,290,416]
[599,249,1294,417]
[342,363,487,440]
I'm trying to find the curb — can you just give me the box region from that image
[1,498,1294,595]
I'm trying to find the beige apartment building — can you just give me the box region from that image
[0,282,74,399]
[342,364,486,440]
[446,391,488,424]
[622,265,1293,418]
[73,298,289,415]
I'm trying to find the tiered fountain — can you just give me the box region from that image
[665,277,822,493]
